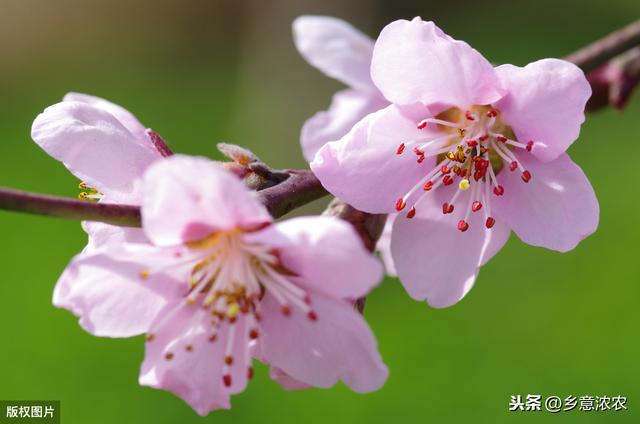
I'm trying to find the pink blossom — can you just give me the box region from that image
[294,16,388,161]
[312,18,599,308]
[31,93,170,251]
[55,155,387,414]
[294,16,396,273]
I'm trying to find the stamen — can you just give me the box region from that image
[457,220,469,232]
[396,143,405,155]
[406,206,416,219]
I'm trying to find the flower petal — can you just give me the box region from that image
[493,59,591,162]
[301,88,387,162]
[492,153,598,252]
[311,103,436,214]
[293,15,376,92]
[82,222,149,252]
[139,302,250,415]
[63,92,149,142]
[244,216,383,299]
[258,292,388,392]
[53,244,184,337]
[269,367,311,391]
[376,215,397,276]
[391,187,510,308]
[142,155,272,246]
[371,17,503,108]
[31,101,159,195]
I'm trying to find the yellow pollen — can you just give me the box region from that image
[139,270,150,280]
[227,302,240,319]
[459,179,470,191]
[457,128,466,137]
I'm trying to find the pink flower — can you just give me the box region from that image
[31,93,170,251]
[55,155,387,414]
[294,16,388,161]
[312,18,599,308]
[294,16,397,273]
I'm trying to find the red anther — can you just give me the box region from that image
[249,329,259,339]
[247,367,254,380]
[307,311,318,321]
[224,355,234,366]
[457,220,469,232]
[493,185,505,196]
[406,206,416,219]
[479,134,489,141]
[396,143,406,155]
[208,334,218,343]
[521,170,531,183]
[496,135,507,143]
[486,109,498,118]
[303,294,312,304]
[441,165,451,174]
[466,139,478,147]
[443,175,454,186]
[509,161,518,171]
[413,147,423,155]
[465,111,475,121]
[417,120,427,129]
[417,154,425,164]
[526,140,534,152]
[442,203,454,214]
[485,217,496,228]
[223,374,232,387]
[423,180,433,191]
[472,201,483,212]
[281,305,291,316]
[460,169,468,178]
[474,172,482,182]
[395,198,407,211]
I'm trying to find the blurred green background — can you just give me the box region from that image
[1,0,639,422]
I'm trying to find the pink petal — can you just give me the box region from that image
[244,216,383,299]
[140,302,250,415]
[492,153,599,252]
[293,15,376,92]
[376,215,397,276]
[53,244,184,337]
[311,103,436,213]
[391,188,510,308]
[301,88,387,162]
[142,155,272,246]
[31,101,159,195]
[269,367,311,391]
[82,222,149,252]
[257,292,388,392]
[493,59,591,162]
[63,92,149,142]
[371,17,503,108]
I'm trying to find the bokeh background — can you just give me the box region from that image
[1,0,639,422]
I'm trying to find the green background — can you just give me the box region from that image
[0,0,638,422]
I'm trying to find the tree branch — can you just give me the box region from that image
[0,170,326,225]
[565,19,640,72]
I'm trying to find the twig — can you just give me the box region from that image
[565,19,640,72]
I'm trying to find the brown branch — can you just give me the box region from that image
[0,170,327,226]
[565,19,640,72]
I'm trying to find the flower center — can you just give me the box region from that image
[139,228,317,387]
[395,106,534,232]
